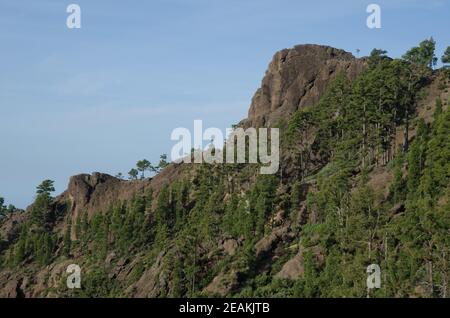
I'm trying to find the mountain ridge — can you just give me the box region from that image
[0,43,449,298]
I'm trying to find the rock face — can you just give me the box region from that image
[65,172,144,220]
[255,225,292,259]
[131,251,168,297]
[243,44,366,127]
[204,270,239,297]
[0,211,26,241]
[276,252,304,280]
[221,238,239,256]
[276,246,325,280]
[1,278,24,298]
[61,162,191,225]
[0,211,26,254]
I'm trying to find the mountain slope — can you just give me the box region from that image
[0,44,449,298]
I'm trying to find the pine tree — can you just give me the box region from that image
[368,49,389,68]
[110,204,123,237]
[158,154,169,170]
[63,218,72,257]
[0,197,6,219]
[434,97,443,121]
[420,108,450,198]
[90,214,108,259]
[255,194,267,238]
[302,250,318,297]
[390,155,406,203]
[30,193,51,229]
[133,194,149,246]
[42,233,54,265]
[74,211,82,240]
[154,185,171,247]
[14,235,26,265]
[128,168,139,180]
[291,182,303,210]
[136,159,152,179]
[36,180,55,196]
[403,37,438,69]
[171,255,184,297]
[442,46,450,66]
[406,119,428,200]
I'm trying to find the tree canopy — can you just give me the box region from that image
[36,180,55,196]
[442,46,450,66]
[402,37,438,68]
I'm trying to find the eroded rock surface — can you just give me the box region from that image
[244,44,365,128]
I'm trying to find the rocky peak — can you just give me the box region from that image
[62,162,190,223]
[64,172,148,221]
[244,44,366,127]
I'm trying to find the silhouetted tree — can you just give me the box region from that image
[136,159,152,179]
[442,46,450,66]
[158,154,169,170]
[36,180,55,196]
[128,168,139,180]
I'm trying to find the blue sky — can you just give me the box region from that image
[0,0,449,208]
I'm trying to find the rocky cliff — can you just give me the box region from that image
[243,44,366,127]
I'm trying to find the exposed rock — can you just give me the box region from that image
[131,251,168,297]
[105,252,117,266]
[312,245,325,267]
[271,209,286,227]
[58,163,192,234]
[255,225,291,259]
[0,211,27,242]
[66,172,145,220]
[0,211,27,255]
[116,257,129,267]
[243,44,366,128]
[221,238,239,256]
[367,166,393,199]
[276,245,324,280]
[204,270,239,297]
[276,252,304,279]
[390,203,405,215]
[289,203,309,228]
[115,255,145,283]
[0,277,24,298]
[28,260,74,298]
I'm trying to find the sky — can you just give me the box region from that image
[0,0,449,208]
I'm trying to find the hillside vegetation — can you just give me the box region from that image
[0,40,449,298]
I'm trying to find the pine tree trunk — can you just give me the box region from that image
[363,100,367,167]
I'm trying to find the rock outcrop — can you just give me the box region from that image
[59,161,192,225]
[64,172,147,220]
[0,210,26,253]
[243,44,366,127]
[276,252,304,280]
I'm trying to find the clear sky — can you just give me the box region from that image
[0,0,449,208]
